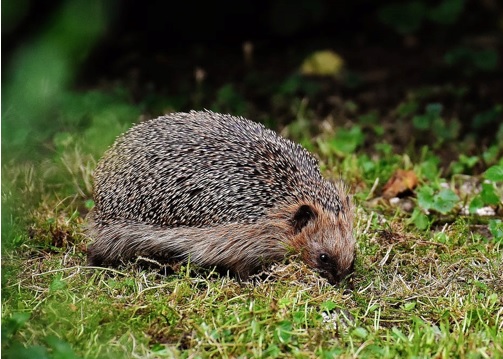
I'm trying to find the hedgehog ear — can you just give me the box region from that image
[291,205,316,233]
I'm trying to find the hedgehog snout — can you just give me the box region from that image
[319,255,355,285]
[313,248,355,285]
[295,207,356,285]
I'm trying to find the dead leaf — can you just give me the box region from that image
[300,50,344,77]
[382,170,418,199]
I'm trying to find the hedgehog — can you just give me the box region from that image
[87,110,355,284]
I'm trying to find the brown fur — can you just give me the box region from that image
[87,192,355,284]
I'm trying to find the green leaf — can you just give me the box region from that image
[317,348,344,359]
[413,103,443,131]
[1,312,31,341]
[4,343,49,359]
[263,344,281,358]
[352,327,368,339]
[460,155,479,169]
[472,106,502,130]
[378,1,426,35]
[361,345,385,355]
[392,327,408,341]
[428,0,466,24]
[403,301,416,311]
[278,298,292,308]
[293,311,307,324]
[489,220,503,242]
[434,232,449,243]
[445,47,499,72]
[49,275,67,292]
[412,114,430,130]
[417,186,459,214]
[84,199,95,209]
[434,117,460,141]
[432,188,459,214]
[480,183,501,205]
[417,186,435,211]
[425,103,443,117]
[330,126,365,155]
[412,208,430,230]
[469,195,484,214]
[484,165,503,182]
[482,145,501,164]
[420,155,441,182]
[397,100,419,118]
[320,300,337,311]
[472,49,499,71]
[45,335,81,359]
[358,111,379,124]
[274,321,292,343]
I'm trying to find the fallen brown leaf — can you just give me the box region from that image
[382,169,418,199]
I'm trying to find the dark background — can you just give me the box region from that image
[3,0,503,158]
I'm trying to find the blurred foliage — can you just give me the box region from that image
[378,1,428,35]
[489,219,503,243]
[444,47,499,75]
[378,0,466,35]
[2,0,113,159]
[412,103,460,145]
[3,0,502,160]
[211,84,249,115]
[2,0,31,34]
[472,105,503,130]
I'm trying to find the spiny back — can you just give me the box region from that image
[93,110,343,227]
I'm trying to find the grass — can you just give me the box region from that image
[2,89,503,358]
[2,206,502,358]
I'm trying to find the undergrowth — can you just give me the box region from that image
[2,87,503,358]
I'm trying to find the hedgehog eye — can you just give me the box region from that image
[291,205,316,234]
[319,253,329,263]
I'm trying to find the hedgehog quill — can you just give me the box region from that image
[87,111,355,284]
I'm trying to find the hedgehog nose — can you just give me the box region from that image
[326,272,339,285]
[326,264,354,285]
[323,270,342,285]
[327,272,351,286]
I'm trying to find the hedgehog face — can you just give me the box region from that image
[290,201,355,285]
